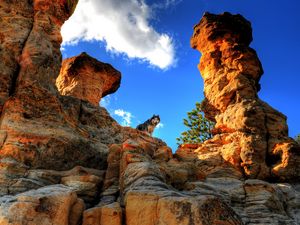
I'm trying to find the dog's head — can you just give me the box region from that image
[150,115,160,126]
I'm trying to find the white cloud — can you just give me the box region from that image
[61,0,175,70]
[100,95,111,108]
[114,109,133,126]
[156,123,164,129]
[153,0,183,9]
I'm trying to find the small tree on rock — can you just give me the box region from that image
[295,134,300,145]
[176,101,215,145]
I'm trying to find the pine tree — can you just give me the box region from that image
[295,134,300,145]
[176,102,215,145]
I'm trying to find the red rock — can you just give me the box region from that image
[83,202,122,225]
[0,185,84,225]
[1,2,300,224]
[153,146,173,162]
[56,52,121,106]
[0,0,125,187]
[190,12,300,181]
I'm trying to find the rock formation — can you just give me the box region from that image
[57,52,121,106]
[0,185,84,225]
[0,0,117,200]
[0,1,299,224]
[0,0,129,198]
[87,138,243,225]
[0,0,143,206]
[190,12,300,181]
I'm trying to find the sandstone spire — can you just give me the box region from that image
[191,12,300,180]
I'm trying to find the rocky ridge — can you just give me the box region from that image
[0,1,299,225]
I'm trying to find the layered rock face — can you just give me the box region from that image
[0,0,79,167]
[190,12,300,181]
[0,0,128,195]
[0,185,84,225]
[57,52,121,106]
[85,137,243,225]
[0,2,300,225]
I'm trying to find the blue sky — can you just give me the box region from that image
[62,0,300,150]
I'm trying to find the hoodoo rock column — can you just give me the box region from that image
[191,12,300,180]
[56,52,121,106]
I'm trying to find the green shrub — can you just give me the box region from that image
[176,101,215,145]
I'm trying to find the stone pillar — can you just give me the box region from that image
[191,12,300,180]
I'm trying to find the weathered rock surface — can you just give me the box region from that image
[0,0,128,198]
[56,52,121,106]
[0,1,170,217]
[83,202,122,225]
[190,12,300,181]
[0,2,300,225]
[96,138,243,225]
[95,135,299,225]
[0,185,84,225]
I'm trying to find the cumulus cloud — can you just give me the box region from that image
[114,109,133,126]
[153,0,183,9]
[61,0,175,69]
[156,123,164,129]
[100,95,111,108]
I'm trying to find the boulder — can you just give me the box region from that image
[0,185,84,225]
[83,202,122,225]
[57,52,121,106]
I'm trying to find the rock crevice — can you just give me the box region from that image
[0,1,34,113]
[8,9,34,97]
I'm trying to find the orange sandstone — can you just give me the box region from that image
[57,52,121,106]
[190,12,300,180]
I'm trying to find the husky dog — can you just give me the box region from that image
[136,115,160,136]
